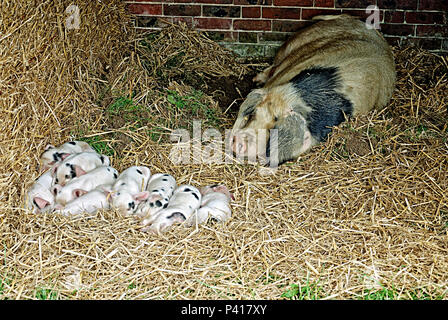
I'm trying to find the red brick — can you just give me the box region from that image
[380,23,415,36]
[234,0,273,4]
[405,37,442,50]
[163,4,201,16]
[416,25,448,37]
[193,17,233,29]
[272,20,312,32]
[203,5,241,18]
[406,11,445,24]
[419,0,448,11]
[242,6,261,18]
[314,0,336,7]
[335,0,375,8]
[262,7,301,19]
[272,0,313,6]
[233,19,271,31]
[383,10,405,23]
[127,4,162,16]
[377,0,418,10]
[302,8,341,20]
[340,9,383,21]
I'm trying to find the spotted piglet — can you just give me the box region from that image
[52,152,110,186]
[134,173,176,218]
[53,166,119,205]
[185,184,233,227]
[109,166,151,216]
[141,184,201,234]
[25,169,55,214]
[40,141,96,172]
[54,185,112,216]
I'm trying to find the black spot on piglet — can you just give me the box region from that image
[68,141,76,145]
[136,169,142,175]
[100,155,105,164]
[167,212,186,221]
[184,188,191,192]
[155,200,162,207]
[191,192,199,200]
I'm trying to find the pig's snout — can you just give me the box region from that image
[230,134,247,156]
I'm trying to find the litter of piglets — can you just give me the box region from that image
[25,141,233,234]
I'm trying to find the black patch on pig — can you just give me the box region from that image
[191,192,199,200]
[136,169,142,175]
[32,199,39,208]
[167,212,186,221]
[100,155,105,164]
[155,200,162,207]
[163,203,168,209]
[184,187,192,192]
[291,66,353,142]
[209,184,219,188]
[163,174,170,176]
[162,178,168,182]
[114,173,118,179]
[128,202,135,210]
[68,141,76,145]
[52,152,60,162]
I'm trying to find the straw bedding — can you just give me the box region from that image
[0,1,447,300]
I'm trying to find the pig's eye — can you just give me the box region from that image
[55,178,59,184]
[274,116,278,122]
[65,174,70,179]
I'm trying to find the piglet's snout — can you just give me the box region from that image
[230,134,247,156]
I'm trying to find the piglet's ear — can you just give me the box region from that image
[133,191,150,202]
[34,197,50,209]
[73,189,88,198]
[51,164,59,176]
[74,165,87,177]
[59,153,71,161]
[44,144,55,152]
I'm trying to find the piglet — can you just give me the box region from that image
[134,173,177,218]
[53,166,118,205]
[25,170,55,213]
[185,184,233,227]
[54,185,112,216]
[109,166,151,216]
[40,141,96,172]
[141,184,201,234]
[52,152,110,186]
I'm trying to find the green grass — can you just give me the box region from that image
[281,281,323,300]
[35,287,59,300]
[77,135,115,157]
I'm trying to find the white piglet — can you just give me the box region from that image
[185,184,233,227]
[110,166,151,216]
[52,152,110,186]
[141,184,201,234]
[40,141,96,171]
[134,173,176,218]
[53,166,119,205]
[54,185,112,216]
[25,170,55,214]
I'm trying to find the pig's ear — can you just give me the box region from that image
[59,153,71,161]
[133,191,150,202]
[51,164,59,176]
[44,144,55,152]
[73,189,88,198]
[73,165,87,177]
[34,197,50,209]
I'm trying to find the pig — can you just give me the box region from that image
[52,152,110,186]
[134,173,177,218]
[229,14,396,166]
[25,170,55,213]
[141,184,202,234]
[109,166,151,216]
[53,166,119,205]
[185,184,233,227]
[40,141,96,171]
[54,185,112,216]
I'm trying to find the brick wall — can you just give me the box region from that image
[125,0,448,56]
